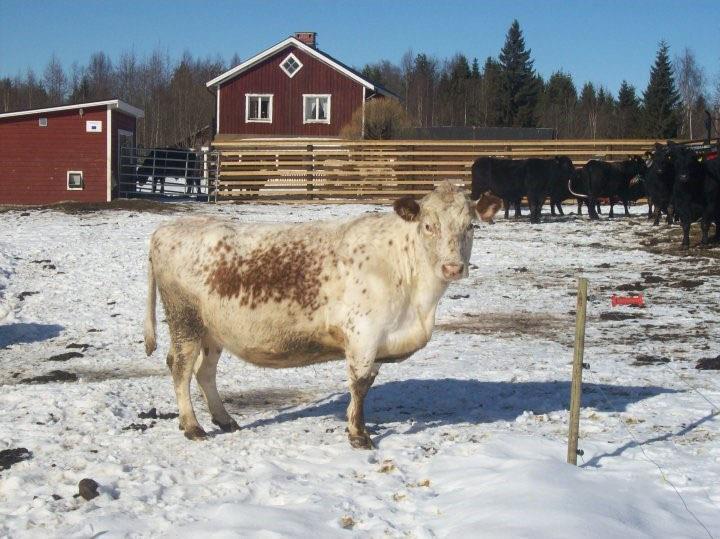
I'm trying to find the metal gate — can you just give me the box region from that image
[118,146,220,201]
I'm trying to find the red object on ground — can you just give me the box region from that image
[705,151,717,161]
[611,294,645,307]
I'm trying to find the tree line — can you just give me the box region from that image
[364,21,719,140]
[2,20,718,144]
[1,50,225,147]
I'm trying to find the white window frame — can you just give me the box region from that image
[245,94,273,123]
[303,94,331,124]
[279,52,303,78]
[67,170,84,190]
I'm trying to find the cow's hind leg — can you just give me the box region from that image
[161,289,206,440]
[194,338,239,433]
[170,339,205,440]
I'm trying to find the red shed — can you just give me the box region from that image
[207,33,397,139]
[0,99,144,205]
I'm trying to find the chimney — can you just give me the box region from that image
[294,32,317,48]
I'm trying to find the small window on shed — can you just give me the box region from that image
[39,117,48,127]
[280,53,303,78]
[67,171,84,190]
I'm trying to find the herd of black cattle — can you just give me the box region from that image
[470,141,720,249]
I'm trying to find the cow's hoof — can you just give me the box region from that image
[183,426,207,441]
[213,418,241,433]
[348,433,374,450]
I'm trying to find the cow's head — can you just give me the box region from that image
[668,143,702,184]
[393,181,500,282]
[554,156,575,179]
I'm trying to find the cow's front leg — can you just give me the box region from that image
[345,348,379,449]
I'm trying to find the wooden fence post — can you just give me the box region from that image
[306,143,314,201]
[567,277,588,465]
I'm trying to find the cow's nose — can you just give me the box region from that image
[442,263,464,279]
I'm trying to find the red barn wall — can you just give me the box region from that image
[218,45,364,137]
[0,106,108,204]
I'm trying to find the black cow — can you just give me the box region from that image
[667,142,720,248]
[644,144,675,226]
[471,156,576,224]
[471,157,526,220]
[544,156,576,216]
[136,148,200,195]
[569,157,647,220]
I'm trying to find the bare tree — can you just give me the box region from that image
[43,54,67,105]
[674,48,704,139]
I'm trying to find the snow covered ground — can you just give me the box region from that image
[1,200,719,538]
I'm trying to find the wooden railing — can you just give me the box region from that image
[212,138,669,203]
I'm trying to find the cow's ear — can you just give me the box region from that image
[394,196,421,221]
[474,192,502,223]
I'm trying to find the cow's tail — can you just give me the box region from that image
[144,254,157,357]
[568,173,589,199]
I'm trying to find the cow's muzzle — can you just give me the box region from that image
[441,263,464,280]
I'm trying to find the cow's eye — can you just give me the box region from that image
[424,223,432,232]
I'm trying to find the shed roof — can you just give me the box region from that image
[206,36,398,99]
[0,99,144,120]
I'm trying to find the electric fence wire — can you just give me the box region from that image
[584,369,715,539]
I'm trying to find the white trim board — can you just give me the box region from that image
[206,37,395,98]
[106,109,112,202]
[0,99,144,120]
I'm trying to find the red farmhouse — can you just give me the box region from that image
[0,100,144,205]
[207,32,396,139]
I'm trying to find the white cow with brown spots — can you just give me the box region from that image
[144,182,500,448]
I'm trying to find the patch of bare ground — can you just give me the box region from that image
[224,388,316,414]
[638,225,720,260]
[0,199,188,214]
[436,312,572,344]
[2,368,166,386]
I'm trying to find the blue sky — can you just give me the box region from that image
[1,0,718,96]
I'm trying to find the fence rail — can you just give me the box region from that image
[118,146,219,201]
[213,138,674,203]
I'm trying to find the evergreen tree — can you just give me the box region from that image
[642,41,680,138]
[480,56,503,127]
[616,80,641,137]
[448,54,471,125]
[538,71,577,137]
[578,82,598,138]
[498,19,540,127]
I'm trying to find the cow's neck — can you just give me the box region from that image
[401,225,448,322]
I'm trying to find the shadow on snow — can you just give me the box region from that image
[0,322,64,348]
[240,377,679,433]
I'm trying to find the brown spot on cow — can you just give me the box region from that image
[204,239,328,314]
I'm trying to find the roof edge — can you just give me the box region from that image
[0,99,144,120]
[206,36,394,97]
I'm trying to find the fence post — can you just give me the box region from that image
[306,144,314,201]
[567,277,588,465]
[214,151,220,204]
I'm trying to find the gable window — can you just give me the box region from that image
[67,171,84,190]
[245,94,273,123]
[280,53,303,78]
[303,94,331,124]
